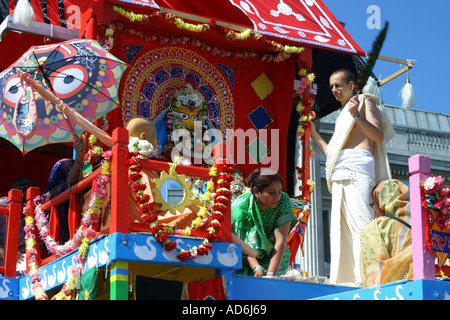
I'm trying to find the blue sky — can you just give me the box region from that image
[322,0,449,114]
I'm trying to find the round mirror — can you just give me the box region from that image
[153,164,194,215]
[161,180,184,205]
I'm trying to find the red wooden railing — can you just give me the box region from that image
[0,189,22,277]
[24,127,232,269]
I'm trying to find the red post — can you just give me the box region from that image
[110,127,130,234]
[3,189,22,277]
[409,154,435,280]
[301,118,311,200]
[213,143,233,242]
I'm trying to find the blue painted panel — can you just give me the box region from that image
[314,279,450,300]
[0,277,19,300]
[110,233,242,270]
[231,275,357,300]
[18,233,242,299]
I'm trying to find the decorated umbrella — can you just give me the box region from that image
[0,39,127,153]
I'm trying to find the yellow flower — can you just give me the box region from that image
[183,227,192,236]
[203,192,212,201]
[299,69,307,76]
[198,207,207,218]
[307,179,315,192]
[206,181,214,192]
[192,217,202,228]
[209,166,218,177]
[25,216,34,225]
[297,126,305,134]
[296,102,305,112]
[307,73,316,83]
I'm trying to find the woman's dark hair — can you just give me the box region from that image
[248,169,283,194]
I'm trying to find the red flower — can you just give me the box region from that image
[197,246,210,256]
[155,231,169,243]
[130,173,142,182]
[140,203,154,215]
[136,194,150,204]
[164,240,177,251]
[211,213,224,222]
[132,183,147,192]
[142,213,158,224]
[177,251,191,261]
[206,232,218,242]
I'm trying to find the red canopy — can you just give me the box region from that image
[108,0,364,55]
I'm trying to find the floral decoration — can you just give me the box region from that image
[127,151,234,260]
[109,5,305,61]
[295,68,316,197]
[424,175,450,228]
[24,150,112,300]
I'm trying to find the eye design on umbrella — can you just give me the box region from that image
[50,65,89,99]
[0,39,128,154]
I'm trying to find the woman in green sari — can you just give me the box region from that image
[231,169,297,277]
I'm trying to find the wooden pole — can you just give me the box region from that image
[17,70,113,147]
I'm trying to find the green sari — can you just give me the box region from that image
[231,191,297,276]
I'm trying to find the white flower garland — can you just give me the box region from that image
[128,136,155,157]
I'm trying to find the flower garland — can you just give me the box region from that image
[110,5,305,57]
[295,68,316,197]
[24,151,112,300]
[24,135,111,300]
[127,152,234,260]
[424,175,450,228]
[103,22,255,60]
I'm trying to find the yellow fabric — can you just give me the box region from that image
[360,179,413,287]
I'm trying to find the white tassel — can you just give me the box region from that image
[13,0,35,27]
[400,79,415,109]
[362,76,379,96]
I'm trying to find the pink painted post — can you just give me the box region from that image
[409,154,435,280]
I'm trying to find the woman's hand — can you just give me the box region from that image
[253,268,264,277]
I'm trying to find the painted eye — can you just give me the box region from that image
[179,113,189,120]
[3,75,23,106]
[191,115,198,121]
[50,65,88,99]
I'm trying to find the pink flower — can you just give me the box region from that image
[439,188,450,198]
[84,228,96,239]
[103,150,112,160]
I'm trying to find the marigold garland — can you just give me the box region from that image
[127,152,234,260]
[295,68,316,197]
[110,5,305,57]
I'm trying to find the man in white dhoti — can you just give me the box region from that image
[309,69,394,285]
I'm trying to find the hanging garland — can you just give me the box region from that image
[24,152,112,300]
[127,152,234,260]
[295,68,316,196]
[110,5,305,57]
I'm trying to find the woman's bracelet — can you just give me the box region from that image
[266,272,274,276]
[252,265,264,273]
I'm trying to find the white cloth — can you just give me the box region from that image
[332,149,375,182]
[325,93,394,193]
[329,150,375,285]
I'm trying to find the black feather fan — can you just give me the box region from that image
[355,21,389,94]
